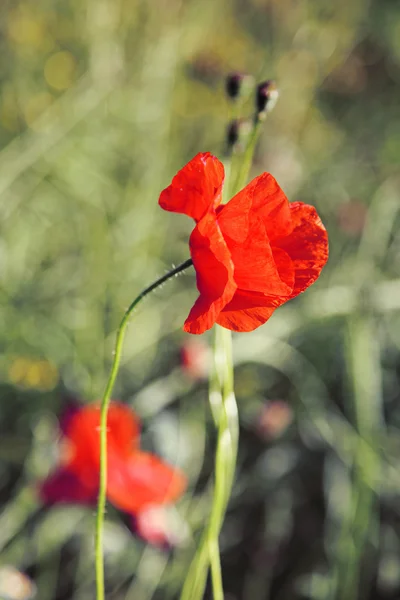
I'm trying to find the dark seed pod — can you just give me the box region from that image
[255,80,279,119]
[225,72,254,100]
[226,118,253,153]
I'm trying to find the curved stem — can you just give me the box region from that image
[95,258,193,600]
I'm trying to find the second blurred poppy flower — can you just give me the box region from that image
[40,402,186,544]
[180,339,210,380]
[131,505,189,549]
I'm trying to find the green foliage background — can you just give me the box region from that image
[0,0,399,598]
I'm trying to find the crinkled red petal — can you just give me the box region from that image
[215,186,251,243]
[216,289,285,332]
[271,247,295,290]
[159,153,224,222]
[273,202,329,298]
[107,451,187,514]
[184,212,236,334]
[230,173,293,241]
[218,196,294,295]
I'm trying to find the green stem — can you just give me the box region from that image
[209,539,224,600]
[181,102,268,600]
[181,111,263,600]
[230,120,262,197]
[207,326,238,592]
[333,314,382,600]
[180,327,238,600]
[95,258,193,600]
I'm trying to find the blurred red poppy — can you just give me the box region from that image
[180,339,210,380]
[131,505,188,549]
[159,153,328,334]
[40,402,186,542]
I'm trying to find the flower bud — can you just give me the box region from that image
[255,80,279,119]
[225,72,254,100]
[226,118,253,152]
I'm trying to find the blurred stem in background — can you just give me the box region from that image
[328,179,398,600]
[332,313,383,600]
[95,258,193,600]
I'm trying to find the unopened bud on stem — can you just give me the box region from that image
[225,72,254,101]
[226,118,253,153]
[255,80,279,120]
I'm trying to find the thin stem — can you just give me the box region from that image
[209,538,224,600]
[207,326,238,592]
[180,111,261,600]
[230,120,262,197]
[180,328,238,600]
[180,99,267,600]
[95,258,193,600]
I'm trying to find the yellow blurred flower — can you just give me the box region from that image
[8,357,58,391]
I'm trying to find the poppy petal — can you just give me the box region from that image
[184,295,223,335]
[215,187,251,243]
[40,468,97,506]
[132,507,175,548]
[271,247,295,290]
[58,399,81,435]
[184,212,236,334]
[66,402,141,476]
[105,402,141,455]
[218,204,293,295]
[107,451,187,514]
[230,173,293,241]
[273,202,328,298]
[159,153,225,222]
[216,289,284,332]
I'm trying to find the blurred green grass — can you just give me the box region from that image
[0,0,400,598]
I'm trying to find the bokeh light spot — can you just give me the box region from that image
[44,51,76,91]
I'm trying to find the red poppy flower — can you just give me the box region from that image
[159,152,328,334]
[131,505,188,549]
[40,402,187,540]
[180,339,210,380]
